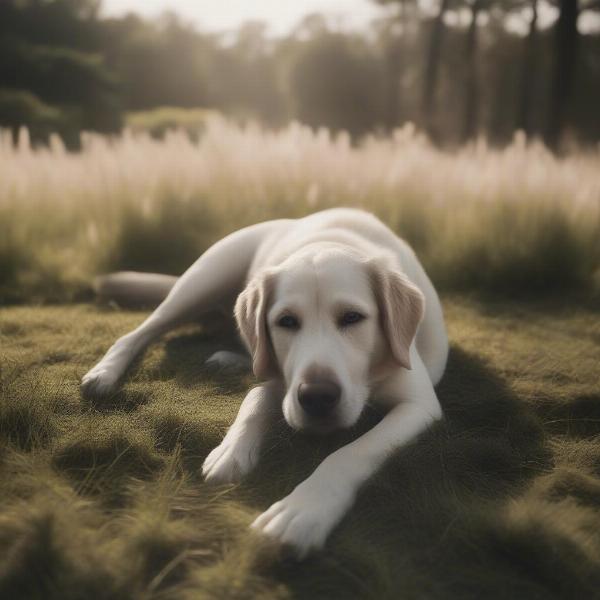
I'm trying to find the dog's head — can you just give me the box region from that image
[235,248,424,433]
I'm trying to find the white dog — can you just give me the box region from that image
[82,208,448,557]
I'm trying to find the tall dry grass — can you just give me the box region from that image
[1,120,599,302]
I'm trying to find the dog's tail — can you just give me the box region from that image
[93,271,178,308]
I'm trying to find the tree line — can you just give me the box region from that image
[0,0,598,149]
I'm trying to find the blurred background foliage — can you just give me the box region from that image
[1,0,599,150]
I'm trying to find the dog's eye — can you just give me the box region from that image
[339,311,365,327]
[277,314,300,330]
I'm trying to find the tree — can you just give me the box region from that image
[208,21,286,125]
[375,0,452,138]
[422,0,452,139]
[101,13,212,110]
[373,1,419,129]
[0,0,121,145]
[461,0,495,142]
[376,17,404,129]
[545,0,579,148]
[516,0,539,137]
[545,0,600,146]
[289,30,385,136]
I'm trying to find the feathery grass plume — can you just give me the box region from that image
[0,121,599,302]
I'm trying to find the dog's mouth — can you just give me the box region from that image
[295,415,345,435]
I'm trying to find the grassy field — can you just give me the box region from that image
[1,121,599,303]
[1,122,599,598]
[1,297,600,599]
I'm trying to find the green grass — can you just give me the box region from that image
[1,120,598,597]
[1,297,599,599]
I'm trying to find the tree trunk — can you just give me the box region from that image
[422,0,449,140]
[546,0,579,149]
[516,0,538,138]
[462,0,482,143]
[384,34,402,129]
[384,0,409,130]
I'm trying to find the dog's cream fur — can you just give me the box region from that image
[82,208,448,557]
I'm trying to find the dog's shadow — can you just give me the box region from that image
[248,345,550,507]
[143,313,250,393]
[82,316,249,411]
[85,330,550,501]
[137,330,550,500]
[261,347,553,597]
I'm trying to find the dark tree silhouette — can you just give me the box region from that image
[516,0,539,137]
[379,20,403,129]
[376,1,416,129]
[423,0,451,139]
[2,0,600,148]
[546,0,579,148]
[0,0,120,145]
[462,0,484,141]
[377,0,453,138]
[289,31,385,136]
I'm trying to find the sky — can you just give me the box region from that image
[101,0,385,35]
[101,0,599,36]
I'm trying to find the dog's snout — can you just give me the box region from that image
[297,380,341,418]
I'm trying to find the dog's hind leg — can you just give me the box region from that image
[205,350,251,371]
[81,220,285,398]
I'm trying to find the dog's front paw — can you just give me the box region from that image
[250,480,352,559]
[80,364,120,398]
[202,433,260,484]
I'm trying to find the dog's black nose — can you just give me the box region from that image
[298,381,341,418]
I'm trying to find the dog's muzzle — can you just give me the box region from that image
[297,380,341,418]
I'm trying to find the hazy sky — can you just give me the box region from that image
[101,0,384,34]
[101,0,599,35]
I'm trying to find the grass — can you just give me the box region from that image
[1,297,599,599]
[1,119,599,596]
[1,121,599,303]
[125,107,222,141]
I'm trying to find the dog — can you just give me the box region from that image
[81,208,449,557]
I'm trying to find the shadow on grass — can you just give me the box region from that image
[534,393,600,438]
[0,402,55,451]
[158,325,251,394]
[6,327,600,598]
[68,328,599,598]
[52,432,165,508]
[249,346,548,502]
[246,347,558,600]
[465,292,600,319]
[80,316,248,409]
[151,412,215,475]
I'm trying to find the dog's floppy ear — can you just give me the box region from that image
[234,269,278,380]
[368,259,425,370]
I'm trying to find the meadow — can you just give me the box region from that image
[1,121,600,599]
[1,119,599,303]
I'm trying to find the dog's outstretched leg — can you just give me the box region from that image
[202,380,283,483]
[81,220,284,398]
[251,350,442,558]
